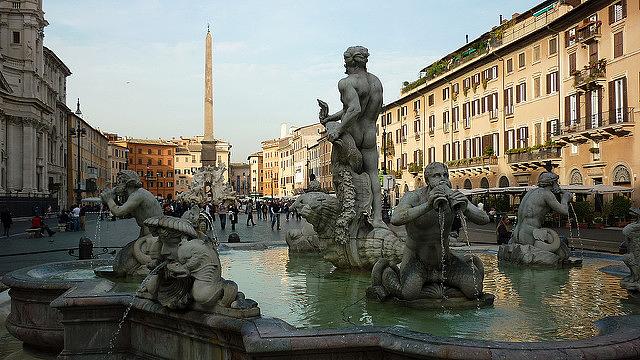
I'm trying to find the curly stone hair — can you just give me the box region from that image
[116,170,143,188]
[343,46,369,70]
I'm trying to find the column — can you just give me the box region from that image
[42,131,49,193]
[7,121,22,191]
[22,123,35,192]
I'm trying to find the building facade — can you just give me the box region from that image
[114,139,177,199]
[107,141,128,188]
[229,162,250,196]
[0,1,72,212]
[261,138,280,197]
[380,0,639,204]
[247,152,263,197]
[67,111,109,205]
[291,123,323,193]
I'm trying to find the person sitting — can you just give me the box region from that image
[496,214,511,245]
[58,210,71,231]
[31,214,55,237]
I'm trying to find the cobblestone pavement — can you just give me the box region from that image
[0,213,302,276]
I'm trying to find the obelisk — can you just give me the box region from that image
[201,25,217,167]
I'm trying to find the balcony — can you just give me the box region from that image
[489,109,498,120]
[576,20,601,44]
[414,132,421,141]
[446,156,498,175]
[507,146,562,170]
[553,108,635,144]
[573,60,606,92]
[428,127,435,136]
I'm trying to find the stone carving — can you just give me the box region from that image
[291,190,404,269]
[290,46,404,269]
[285,222,324,253]
[621,208,640,292]
[138,215,259,316]
[498,172,574,267]
[368,162,494,308]
[101,170,162,276]
[176,165,235,206]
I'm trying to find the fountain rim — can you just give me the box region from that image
[1,259,113,290]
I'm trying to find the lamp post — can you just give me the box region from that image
[69,99,87,205]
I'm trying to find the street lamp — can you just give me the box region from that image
[70,98,87,205]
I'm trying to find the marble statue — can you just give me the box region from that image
[498,172,574,267]
[289,46,404,269]
[101,170,162,276]
[368,162,494,308]
[621,208,640,292]
[176,165,235,206]
[138,215,259,317]
[319,45,385,229]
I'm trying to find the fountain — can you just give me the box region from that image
[3,47,640,360]
[498,171,581,267]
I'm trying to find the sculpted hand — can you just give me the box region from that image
[100,188,114,204]
[427,186,449,209]
[448,190,469,212]
[562,191,573,202]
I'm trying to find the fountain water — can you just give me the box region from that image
[458,209,480,309]
[568,202,585,260]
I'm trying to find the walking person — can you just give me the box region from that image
[1,207,12,237]
[217,202,227,230]
[262,203,268,221]
[246,199,256,226]
[71,204,81,231]
[270,201,281,230]
[79,205,87,231]
[230,203,239,231]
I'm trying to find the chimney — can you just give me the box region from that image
[465,34,469,44]
[499,14,503,24]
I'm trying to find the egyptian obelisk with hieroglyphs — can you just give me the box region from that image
[201,25,217,166]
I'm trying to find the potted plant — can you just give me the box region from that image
[408,162,423,176]
[483,145,494,157]
[571,201,594,228]
[611,196,632,227]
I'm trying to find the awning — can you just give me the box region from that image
[561,184,633,194]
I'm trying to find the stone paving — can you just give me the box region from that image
[0,213,301,276]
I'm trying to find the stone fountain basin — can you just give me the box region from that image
[1,259,113,352]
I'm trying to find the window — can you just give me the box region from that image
[443,110,450,133]
[147,159,152,165]
[569,53,576,73]
[12,31,20,44]
[566,27,576,47]
[505,129,516,151]
[516,82,527,103]
[571,144,578,154]
[156,149,161,155]
[157,171,163,178]
[533,76,541,98]
[386,113,392,125]
[12,2,20,9]
[442,143,451,162]
[442,87,450,101]
[547,71,559,94]
[428,94,434,106]
[137,148,142,154]
[157,159,162,166]
[609,1,626,24]
[413,99,421,114]
[138,159,142,165]
[452,107,460,131]
[533,45,541,63]
[401,106,408,118]
[565,94,579,126]
[147,149,151,154]
[610,77,628,122]
[413,119,421,133]
[547,119,560,139]
[428,115,436,134]
[614,32,623,58]
[504,87,514,115]
[518,52,526,68]
[175,169,181,175]
[549,37,558,55]
[506,58,513,73]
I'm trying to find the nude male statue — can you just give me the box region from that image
[100,170,163,276]
[319,46,385,228]
[371,162,489,300]
[511,172,573,246]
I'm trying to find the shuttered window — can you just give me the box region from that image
[614,32,623,58]
[609,1,627,24]
[569,53,576,74]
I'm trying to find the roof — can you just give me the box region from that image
[247,151,263,159]
[43,46,72,76]
[119,138,177,146]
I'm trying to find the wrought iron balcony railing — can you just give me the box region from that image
[559,107,634,135]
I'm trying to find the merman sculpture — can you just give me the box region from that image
[367,162,494,308]
[498,172,576,267]
[621,208,640,292]
[101,170,163,276]
[138,215,259,317]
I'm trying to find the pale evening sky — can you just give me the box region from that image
[44,0,539,162]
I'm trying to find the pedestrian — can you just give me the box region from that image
[270,201,281,230]
[79,205,87,231]
[255,201,262,220]
[229,203,239,231]
[284,202,290,221]
[246,199,256,226]
[262,203,268,221]
[497,214,512,245]
[31,213,55,237]
[217,202,227,230]
[1,207,12,237]
[71,204,81,231]
[58,210,70,231]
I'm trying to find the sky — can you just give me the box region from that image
[44,0,540,162]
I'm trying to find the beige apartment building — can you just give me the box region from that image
[380,0,638,204]
[261,138,281,197]
[291,123,323,193]
[247,152,263,196]
[107,141,128,188]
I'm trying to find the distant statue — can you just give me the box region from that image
[318,45,384,228]
[138,216,259,315]
[176,165,234,206]
[621,208,640,292]
[101,170,163,276]
[498,172,575,267]
[368,162,493,307]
